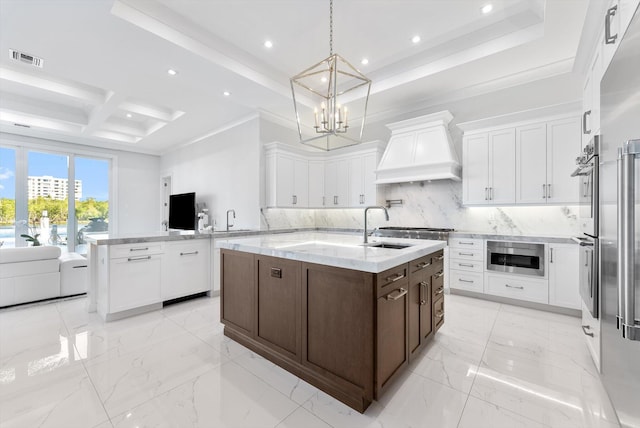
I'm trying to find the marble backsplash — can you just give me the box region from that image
[262,180,581,238]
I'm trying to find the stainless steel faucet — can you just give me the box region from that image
[226,209,236,231]
[363,206,389,244]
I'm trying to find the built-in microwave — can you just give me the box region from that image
[486,241,545,277]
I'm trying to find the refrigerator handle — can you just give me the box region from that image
[617,140,640,341]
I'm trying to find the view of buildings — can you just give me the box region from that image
[27,175,82,201]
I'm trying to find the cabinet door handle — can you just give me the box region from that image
[436,254,444,261]
[542,184,547,199]
[128,255,151,262]
[419,281,427,305]
[130,247,149,252]
[435,310,444,319]
[490,187,494,201]
[434,286,444,295]
[583,110,592,135]
[385,273,405,283]
[550,248,554,263]
[434,270,444,278]
[334,195,338,205]
[322,196,325,206]
[485,187,488,200]
[505,284,524,290]
[547,184,552,199]
[180,251,199,256]
[386,287,407,301]
[582,325,595,337]
[458,263,474,268]
[605,5,618,44]
[458,278,474,283]
[416,261,431,269]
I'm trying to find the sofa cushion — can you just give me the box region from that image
[0,246,62,264]
[0,259,61,278]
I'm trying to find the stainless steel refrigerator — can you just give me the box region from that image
[599,4,640,428]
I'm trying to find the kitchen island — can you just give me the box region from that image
[216,232,446,412]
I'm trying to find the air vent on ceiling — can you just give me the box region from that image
[13,123,31,128]
[9,49,44,68]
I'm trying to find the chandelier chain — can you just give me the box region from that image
[329,0,333,56]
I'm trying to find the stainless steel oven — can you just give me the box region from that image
[573,236,599,318]
[486,241,545,277]
[571,136,599,237]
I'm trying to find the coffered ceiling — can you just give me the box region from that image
[0,0,589,154]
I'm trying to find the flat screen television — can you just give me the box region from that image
[168,192,196,231]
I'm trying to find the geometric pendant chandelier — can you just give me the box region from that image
[290,0,372,151]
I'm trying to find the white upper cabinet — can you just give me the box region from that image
[463,129,515,205]
[308,160,325,208]
[546,117,581,204]
[324,158,350,207]
[462,134,490,205]
[516,123,547,204]
[265,142,384,209]
[464,114,580,206]
[488,129,516,205]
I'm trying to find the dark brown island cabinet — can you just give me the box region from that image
[220,248,445,413]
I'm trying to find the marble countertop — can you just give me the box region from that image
[449,232,576,244]
[85,231,214,245]
[215,231,446,273]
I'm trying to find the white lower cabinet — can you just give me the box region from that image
[109,254,162,313]
[98,238,212,320]
[485,272,548,304]
[448,238,485,293]
[450,270,484,293]
[162,240,211,300]
[548,243,581,309]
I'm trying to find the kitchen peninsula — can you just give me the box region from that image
[216,232,446,412]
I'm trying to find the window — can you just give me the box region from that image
[0,147,16,248]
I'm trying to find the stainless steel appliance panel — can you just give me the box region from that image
[486,241,545,277]
[600,4,640,426]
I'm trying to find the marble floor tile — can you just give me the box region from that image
[469,365,620,428]
[409,333,484,394]
[374,370,469,428]
[0,361,109,428]
[162,295,221,332]
[192,325,252,360]
[234,351,319,405]
[302,389,385,428]
[458,396,549,428]
[109,361,299,428]
[275,407,333,428]
[85,331,228,418]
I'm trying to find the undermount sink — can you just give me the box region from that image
[365,242,412,249]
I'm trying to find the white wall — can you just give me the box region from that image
[160,117,262,230]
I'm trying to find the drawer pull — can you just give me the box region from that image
[434,286,444,295]
[416,261,431,269]
[128,255,151,262]
[420,281,428,305]
[130,247,149,252]
[505,284,524,290]
[458,263,474,268]
[582,325,595,337]
[458,242,475,245]
[385,273,405,283]
[458,279,474,283]
[458,252,474,256]
[434,271,444,279]
[180,251,199,256]
[386,288,407,301]
[435,254,444,261]
[434,311,444,319]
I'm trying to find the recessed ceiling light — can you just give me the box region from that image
[361,58,369,65]
[481,4,493,14]
[264,40,273,48]
[167,69,178,76]
[320,76,328,83]
[126,113,132,118]
[411,35,421,44]
[223,91,231,96]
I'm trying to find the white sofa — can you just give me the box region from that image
[0,247,88,307]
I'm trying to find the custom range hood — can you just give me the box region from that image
[375,111,461,183]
